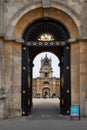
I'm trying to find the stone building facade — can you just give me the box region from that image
[0,0,87,119]
[33,55,60,98]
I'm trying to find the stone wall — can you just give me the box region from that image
[0,0,87,118]
[33,78,60,98]
[0,39,22,119]
[71,41,80,105]
[0,0,87,38]
[80,40,87,116]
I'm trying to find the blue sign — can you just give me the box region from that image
[70,105,80,117]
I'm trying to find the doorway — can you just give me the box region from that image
[22,19,71,116]
[42,88,50,98]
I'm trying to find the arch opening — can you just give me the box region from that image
[32,52,60,99]
[22,18,71,117]
[33,52,60,78]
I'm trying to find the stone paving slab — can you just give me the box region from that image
[0,98,87,130]
[0,118,87,130]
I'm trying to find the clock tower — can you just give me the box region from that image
[39,54,53,78]
[33,54,60,98]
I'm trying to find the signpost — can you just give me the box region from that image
[70,105,80,120]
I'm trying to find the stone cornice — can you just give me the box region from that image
[0,35,24,43]
[0,35,87,44]
[68,37,87,43]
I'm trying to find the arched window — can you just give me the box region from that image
[43,81,49,85]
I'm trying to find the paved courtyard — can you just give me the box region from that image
[0,98,87,130]
[31,98,60,119]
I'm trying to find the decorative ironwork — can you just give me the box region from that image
[23,67,26,70]
[26,41,67,46]
[67,90,69,93]
[66,66,69,69]
[62,98,64,105]
[61,73,64,88]
[23,91,25,94]
[22,19,70,42]
[66,46,69,50]
[62,57,64,63]
[67,110,70,114]
[60,45,71,115]
[23,47,26,50]
[22,45,32,116]
[22,19,70,116]
[38,33,54,41]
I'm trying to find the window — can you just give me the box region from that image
[43,81,49,85]
[45,72,48,77]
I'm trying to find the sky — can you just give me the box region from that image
[33,52,60,78]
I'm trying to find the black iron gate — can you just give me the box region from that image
[21,41,71,116]
[22,44,32,116]
[60,45,71,115]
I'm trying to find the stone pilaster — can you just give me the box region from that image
[2,40,22,118]
[79,40,87,116]
[70,41,80,105]
[11,41,22,117]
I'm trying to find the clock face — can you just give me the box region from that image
[44,69,48,72]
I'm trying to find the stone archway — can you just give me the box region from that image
[22,18,71,115]
[5,1,86,40]
[1,2,87,118]
[12,7,79,40]
[15,6,80,116]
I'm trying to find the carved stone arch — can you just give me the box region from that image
[5,1,42,40]
[5,0,86,41]
[50,1,86,39]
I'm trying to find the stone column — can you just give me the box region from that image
[79,40,87,116]
[70,41,80,105]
